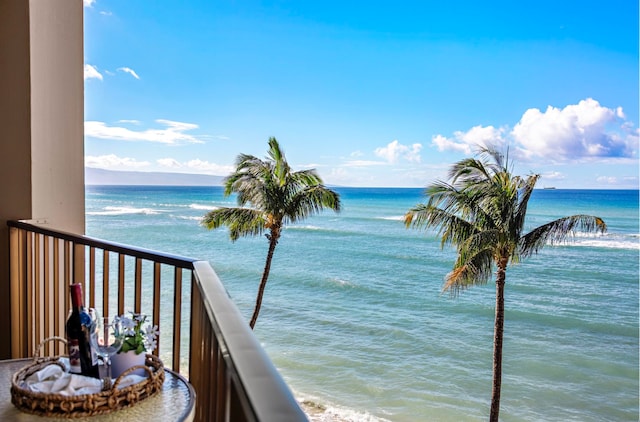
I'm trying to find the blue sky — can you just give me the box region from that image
[83,0,639,188]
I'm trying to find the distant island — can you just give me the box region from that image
[85,167,225,186]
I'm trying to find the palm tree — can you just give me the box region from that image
[404,147,606,422]
[202,137,341,329]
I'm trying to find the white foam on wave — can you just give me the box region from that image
[555,232,639,250]
[572,238,639,250]
[377,215,404,221]
[87,206,160,216]
[327,278,355,288]
[174,215,202,221]
[189,203,217,210]
[298,397,389,422]
[288,225,323,231]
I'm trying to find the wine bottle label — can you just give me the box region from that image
[68,339,81,373]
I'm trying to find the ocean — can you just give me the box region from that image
[85,186,639,422]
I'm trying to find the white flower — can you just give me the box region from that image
[115,312,160,354]
[144,325,159,352]
[118,315,137,337]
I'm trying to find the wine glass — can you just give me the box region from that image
[90,317,123,382]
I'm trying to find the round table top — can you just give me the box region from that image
[0,358,195,421]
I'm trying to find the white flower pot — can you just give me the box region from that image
[111,351,147,379]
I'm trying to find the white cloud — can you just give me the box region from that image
[344,160,388,167]
[596,176,618,185]
[85,120,204,144]
[374,140,422,164]
[84,64,103,81]
[87,155,234,175]
[429,99,638,163]
[157,158,183,168]
[86,154,150,169]
[184,159,234,174]
[327,167,349,181]
[83,0,96,7]
[541,171,565,180]
[156,119,198,132]
[432,134,471,154]
[117,67,140,79]
[153,158,233,174]
[323,163,436,188]
[296,163,322,171]
[512,98,637,160]
[118,119,141,125]
[431,125,505,154]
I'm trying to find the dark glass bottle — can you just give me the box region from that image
[66,283,99,378]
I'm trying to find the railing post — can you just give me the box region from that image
[73,242,84,285]
[172,267,183,372]
[189,278,204,421]
[9,227,27,358]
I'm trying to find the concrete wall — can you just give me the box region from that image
[0,0,85,359]
[30,0,85,232]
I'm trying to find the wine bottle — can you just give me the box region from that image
[66,283,99,378]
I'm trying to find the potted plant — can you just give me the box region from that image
[111,312,159,378]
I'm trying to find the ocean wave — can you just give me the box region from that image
[572,238,639,250]
[288,225,324,231]
[377,215,404,221]
[298,397,389,422]
[173,215,203,221]
[86,206,160,216]
[189,203,216,211]
[327,277,356,288]
[561,232,639,250]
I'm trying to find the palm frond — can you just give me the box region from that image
[201,207,266,241]
[449,158,491,187]
[289,168,324,188]
[267,137,290,187]
[519,214,607,257]
[404,203,429,228]
[426,181,476,219]
[477,145,505,174]
[511,173,539,236]
[444,244,494,296]
[206,137,340,240]
[286,185,341,223]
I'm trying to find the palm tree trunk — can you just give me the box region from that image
[249,228,279,329]
[489,262,507,422]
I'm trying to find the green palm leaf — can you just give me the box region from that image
[202,137,340,328]
[405,145,606,421]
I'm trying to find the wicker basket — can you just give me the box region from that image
[10,337,165,418]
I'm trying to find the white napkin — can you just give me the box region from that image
[24,361,148,396]
[25,364,103,395]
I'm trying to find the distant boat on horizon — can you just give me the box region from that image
[543,186,557,189]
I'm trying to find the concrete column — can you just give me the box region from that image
[0,0,84,359]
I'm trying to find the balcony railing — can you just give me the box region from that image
[8,219,307,421]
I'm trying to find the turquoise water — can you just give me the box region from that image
[86,186,639,422]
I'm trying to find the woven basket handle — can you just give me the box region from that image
[33,336,68,361]
[111,362,155,390]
